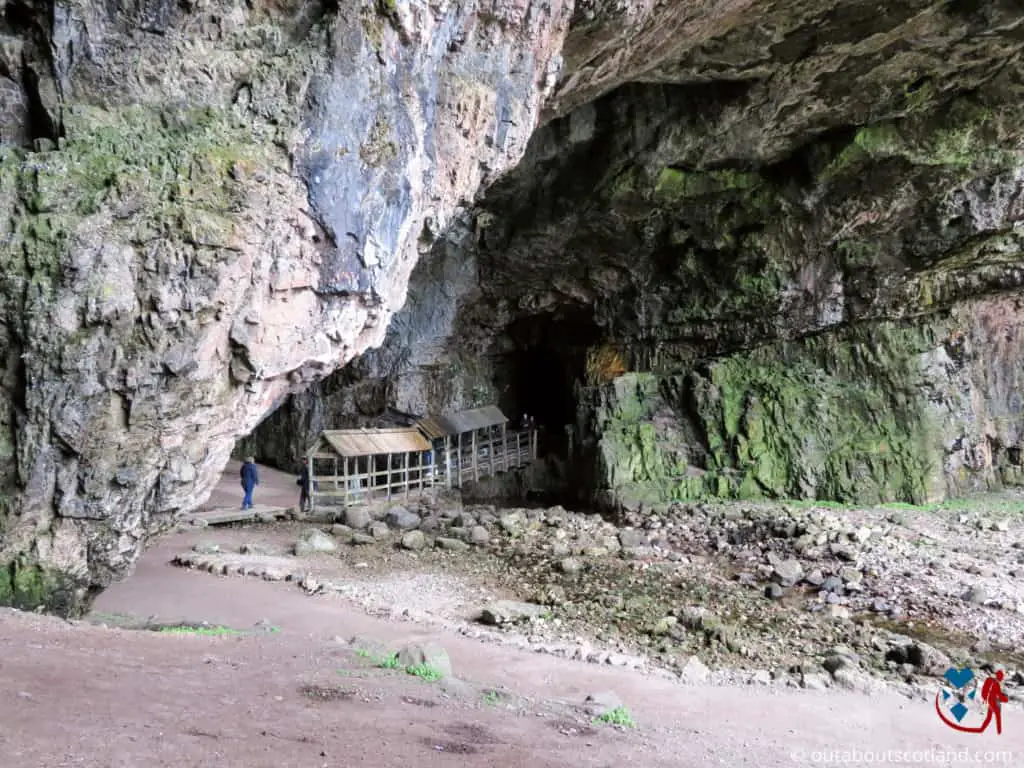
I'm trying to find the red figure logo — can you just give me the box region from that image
[936,669,1009,735]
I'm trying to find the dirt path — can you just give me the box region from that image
[2,462,1022,766]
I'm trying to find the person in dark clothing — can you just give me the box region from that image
[240,456,259,510]
[296,458,312,513]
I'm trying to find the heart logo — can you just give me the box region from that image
[943,667,975,689]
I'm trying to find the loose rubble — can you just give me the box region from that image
[170,491,1024,701]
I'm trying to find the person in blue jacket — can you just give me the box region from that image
[240,456,259,510]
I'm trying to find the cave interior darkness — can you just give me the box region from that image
[493,308,601,444]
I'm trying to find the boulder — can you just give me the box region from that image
[386,506,421,530]
[294,529,337,556]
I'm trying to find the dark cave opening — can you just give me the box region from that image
[494,307,601,471]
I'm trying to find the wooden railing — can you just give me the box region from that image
[309,428,539,508]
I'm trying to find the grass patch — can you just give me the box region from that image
[157,624,248,637]
[357,649,444,680]
[594,706,635,728]
[380,653,403,670]
[482,690,501,706]
[406,662,444,682]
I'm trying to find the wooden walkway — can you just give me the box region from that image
[180,504,291,527]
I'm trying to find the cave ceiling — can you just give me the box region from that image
[450,0,1024,369]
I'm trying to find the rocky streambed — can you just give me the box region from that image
[170,492,1024,700]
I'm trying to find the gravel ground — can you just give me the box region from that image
[161,486,1024,703]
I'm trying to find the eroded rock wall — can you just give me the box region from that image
[586,295,1024,509]
[249,7,1024,512]
[4,0,1024,613]
[0,0,571,613]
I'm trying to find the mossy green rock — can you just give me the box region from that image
[589,318,962,507]
[0,560,85,617]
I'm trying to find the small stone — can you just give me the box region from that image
[800,672,830,691]
[499,512,524,534]
[436,537,470,552]
[551,542,571,558]
[469,526,491,546]
[559,557,584,575]
[478,600,546,626]
[764,584,785,600]
[871,598,890,613]
[396,642,452,678]
[192,541,220,554]
[962,586,988,604]
[823,653,855,674]
[772,559,804,587]
[819,576,844,594]
[679,655,710,684]
[419,515,441,533]
[831,668,877,694]
[369,521,389,539]
[350,533,375,545]
[995,520,1010,532]
[829,542,857,561]
[385,506,421,530]
[839,566,862,585]
[853,526,872,543]
[330,524,354,538]
[582,691,622,717]
[401,530,427,551]
[652,616,677,635]
[294,529,337,556]
[827,605,852,620]
[751,670,772,686]
[345,507,372,530]
[804,569,825,587]
[618,529,647,549]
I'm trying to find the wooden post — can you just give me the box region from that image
[444,436,452,489]
[500,423,507,472]
[457,433,463,487]
[419,452,425,493]
[531,429,538,460]
[471,429,479,482]
[386,452,392,500]
[487,428,494,476]
[331,457,338,490]
[515,431,522,467]
[343,456,349,508]
[403,451,410,499]
[308,448,317,517]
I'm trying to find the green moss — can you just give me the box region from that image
[654,167,760,201]
[590,320,954,507]
[0,560,84,617]
[2,103,270,319]
[821,98,1015,181]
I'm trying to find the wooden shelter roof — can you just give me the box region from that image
[315,427,431,458]
[416,406,508,439]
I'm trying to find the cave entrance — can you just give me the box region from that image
[493,308,601,501]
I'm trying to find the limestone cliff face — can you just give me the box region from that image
[0,0,571,612]
[3,0,1024,614]
[251,4,1024,511]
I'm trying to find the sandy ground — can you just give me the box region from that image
[1,462,1022,767]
